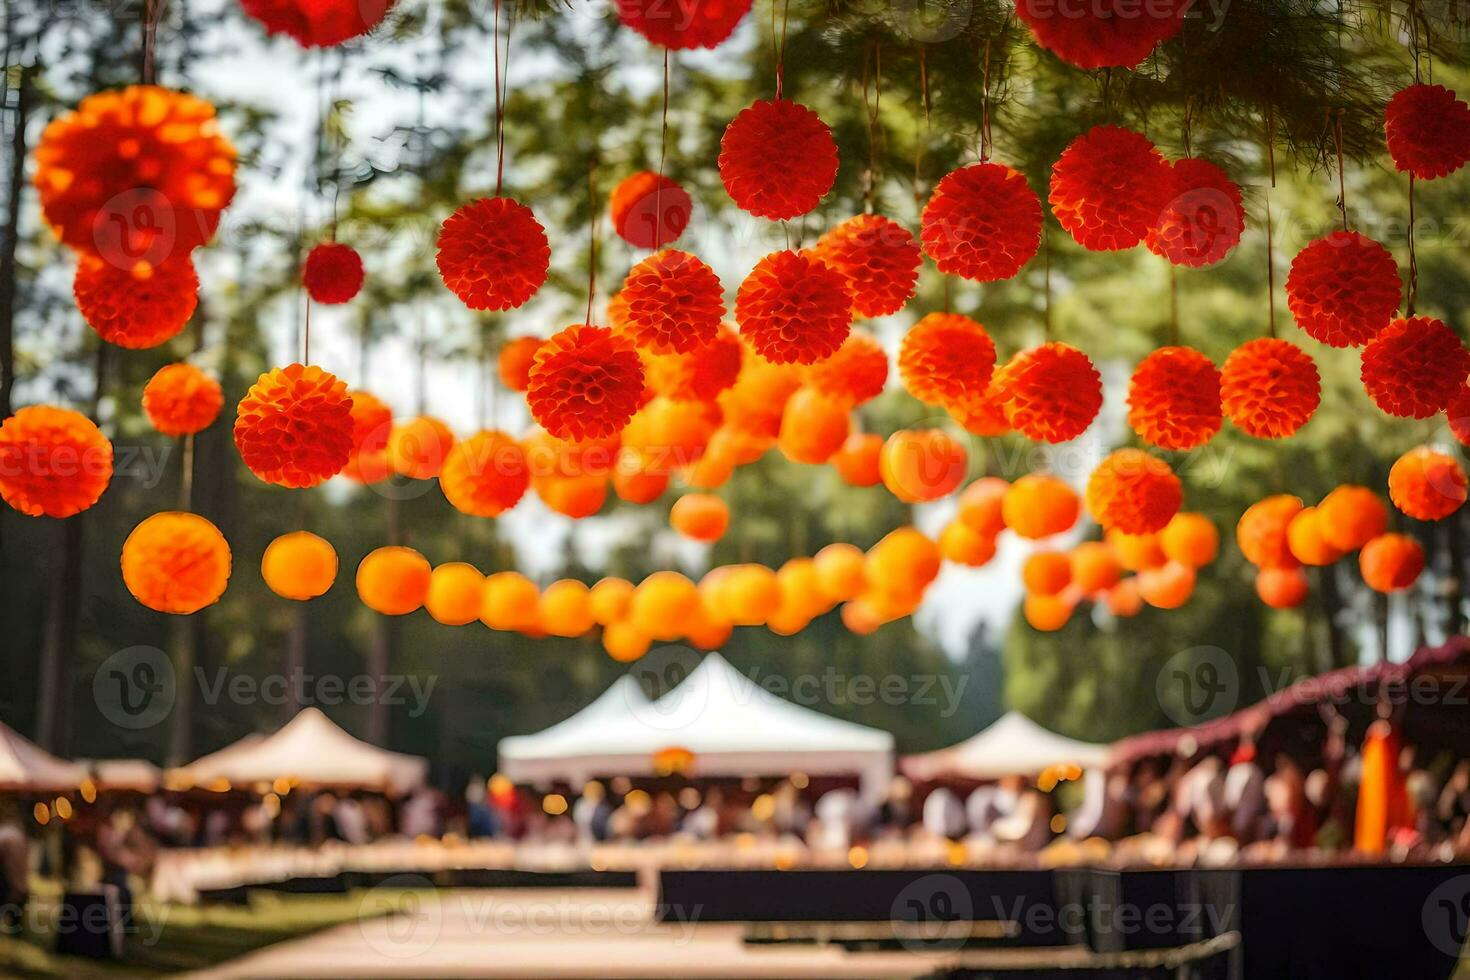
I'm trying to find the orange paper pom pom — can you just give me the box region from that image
[718,353,802,436]
[386,415,454,481]
[1024,593,1073,631]
[234,364,353,488]
[898,313,997,410]
[949,385,1013,437]
[1085,449,1182,535]
[342,390,393,484]
[0,405,113,518]
[603,621,652,662]
[1359,533,1425,592]
[1319,485,1388,552]
[261,531,338,601]
[424,563,486,626]
[615,0,753,49]
[1361,316,1470,419]
[807,331,888,407]
[1286,232,1401,348]
[1105,578,1144,617]
[1108,529,1167,571]
[1071,541,1122,593]
[121,512,231,614]
[526,324,646,441]
[831,432,883,487]
[811,214,921,317]
[612,451,671,504]
[481,571,541,631]
[1016,0,1183,69]
[814,543,868,602]
[921,162,1042,281]
[1257,567,1309,609]
[1389,446,1468,521]
[866,527,942,600]
[1127,346,1222,450]
[541,579,595,637]
[1219,338,1320,439]
[240,0,394,46]
[645,324,743,403]
[1286,506,1346,567]
[302,242,363,305]
[939,522,997,567]
[1384,84,1470,181]
[1159,512,1218,568]
[1023,552,1072,596]
[710,565,782,626]
[356,546,431,616]
[958,477,1009,536]
[1145,158,1244,268]
[1237,494,1303,568]
[33,86,236,265]
[74,254,198,350]
[533,473,608,519]
[671,493,730,542]
[617,250,725,354]
[142,363,223,437]
[1003,474,1080,540]
[436,197,549,311]
[589,577,636,625]
[498,337,542,393]
[610,170,693,248]
[440,430,528,517]
[993,343,1103,444]
[719,100,838,221]
[622,396,718,467]
[1049,126,1172,251]
[1138,561,1196,609]
[631,570,700,639]
[777,387,850,465]
[735,250,851,365]
[879,428,968,503]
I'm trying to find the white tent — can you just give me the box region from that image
[901,711,1110,782]
[497,654,894,795]
[0,722,86,792]
[82,758,163,792]
[170,708,427,794]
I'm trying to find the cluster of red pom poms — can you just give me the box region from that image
[234,363,355,488]
[239,0,396,47]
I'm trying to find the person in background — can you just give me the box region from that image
[1355,699,1413,854]
[0,799,28,934]
[572,781,609,843]
[399,785,443,839]
[465,777,498,839]
[878,777,914,830]
[921,787,966,841]
[1224,734,1267,844]
[488,774,526,839]
[1068,769,1129,841]
[96,807,156,929]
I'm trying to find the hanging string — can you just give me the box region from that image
[979,39,992,162]
[178,434,194,510]
[913,46,932,205]
[1406,174,1419,314]
[585,156,598,326]
[1042,226,1052,340]
[771,0,790,100]
[654,47,670,248]
[302,300,312,364]
[1168,264,1180,346]
[861,42,881,212]
[1265,107,1278,338]
[492,0,510,196]
[1181,97,1194,158]
[142,0,160,85]
[1331,110,1349,232]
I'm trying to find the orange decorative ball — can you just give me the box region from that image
[1361,316,1470,419]
[1384,83,1470,180]
[616,250,725,354]
[1002,474,1080,540]
[865,527,942,600]
[436,197,549,311]
[811,214,921,317]
[939,522,997,567]
[1159,512,1218,568]
[1236,495,1303,568]
[898,313,997,410]
[541,579,595,638]
[1071,541,1122,593]
[879,428,968,503]
[718,353,802,437]
[0,405,113,518]
[1285,231,1401,348]
[387,415,455,481]
[1388,446,1468,521]
[342,390,393,484]
[831,432,884,487]
[603,620,652,662]
[778,387,851,465]
[533,473,608,519]
[1145,158,1245,268]
[1137,561,1196,609]
[261,531,337,600]
[121,512,232,614]
[425,563,487,626]
[1105,578,1144,617]
[958,477,1010,536]
[609,170,692,249]
[814,543,868,602]
[712,564,782,626]
[1286,506,1346,567]
[302,242,364,304]
[1023,552,1072,597]
[920,162,1042,281]
[589,577,636,625]
[1024,593,1073,632]
[1016,0,1182,69]
[356,546,431,616]
[498,337,542,393]
[234,364,354,488]
[143,363,223,437]
[526,324,646,441]
[806,331,888,407]
[644,323,744,403]
[1085,449,1182,535]
[1219,338,1321,439]
[74,254,198,349]
[719,99,838,220]
[1128,346,1222,450]
[949,384,1013,437]
[630,570,700,639]
[611,453,670,504]
[481,571,541,631]
[735,250,851,365]
[1257,567,1309,609]
[670,493,730,542]
[1359,534,1426,592]
[440,430,528,517]
[1319,485,1388,552]
[1107,529,1167,571]
[992,343,1103,444]
[1048,126,1171,251]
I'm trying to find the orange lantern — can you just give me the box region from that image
[589,577,636,625]
[1388,446,1467,521]
[481,571,541,631]
[1023,593,1073,631]
[939,521,997,567]
[1318,485,1387,552]
[713,564,782,626]
[1159,512,1218,568]
[1359,534,1425,592]
[440,430,529,518]
[612,451,671,504]
[121,512,232,614]
[234,363,354,489]
[1107,529,1167,572]
[830,432,884,487]
[1023,552,1072,596]
[1104,578,1144,617]
[879,428,968,503]
[1236,495,1304,568]
[388,415,455,481]
[776,557,829,621]
[670,493,730,542]
[1137,561,1196,609]
[343,390,393,485]
[958,477,1009,535]
[777,387,851,465]
[630,571,700,640]
[261,531,337,600]
[1070,541,1122,594]
[541,579,595,637]
[356,546,431,616]
[533,473,609,519]
[1286,507,1346,567]
[498,337,543,392]
[1256,566,1309,609]
[814,543,868,602]
[603,620,653,662]
[142,363,223,436]
[840,599,883,635]
[1002,474,1079,539]
[865,527,942,600]
[425,563,487,626]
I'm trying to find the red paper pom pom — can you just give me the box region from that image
[33,85,237,266]
[121,512,231,614]
[436,197,549,312]
[1361,316,1470,419]
[644,323,743,402]
[1384,84,1470,181]
[342,390,393,484]
[735,250,851,364]
[74,254,198,350]
[1389,446,1467,521]
[1086,448,1182,535]
[239,0,394,47]
[1146,158,1244,268]
[1360,533,1425,592]
[440,429,530,518]
[1015,0,1185,69]
[811,215,921,317]
[610,171,692,249]
[920,162,1042,281]
[1128,346,1222,450]
[614,0,753,49]
[719,100,838,221]
[949,385,1012,436]
[1285,232,1401,348]
[526,324,646,441]
[1049,126,1172,251]
[616,250,725,354]
[898,313,997,409]
[1219,338,1321,439]
[807,330,888,406]
[993,343,1103,444]
[234,363,354,488]
[143,363,223,437]
[302,242,364,304]
[0,405,113,518]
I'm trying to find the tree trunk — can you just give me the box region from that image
[284,606,306,722]
[166,615,196,765]
[36,517,82,751]
[0,61,32,421]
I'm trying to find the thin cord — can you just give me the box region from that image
[179,434,195,510]
[654,48,670,249]
[1332,110,1349,232]
[773,0,790,100]
[142,0,159,85]
[980,39,992,162]
[585,157,598,325]
[1168,264,1180,346]
[1406,174,1419,315]
[1266,108,1278,338]
[493,0,508,196]
[1042,227,1052,340]
[303,299,312,363]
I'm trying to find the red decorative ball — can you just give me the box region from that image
[234,364,354,488]
[1361,316,1470,419]
[1145,158,1244,268]
[807,330,888,406]
[811,215,921,317]
[610,171,692,249]
[1049,126,1172,251]
[0,405,113,518]
[719,100,838,221]
[1446,385,1470,447]
[239,0,394,46]
[436,197,549,311]
[949,386,1012,437]
[735,250,851,364]
[1285,232,1401,348]
[1389,446,1467,521]
[1384,84,1470,181]
[1086,449,1182,535]
[616,250,725,354]
[440,429,530,518]
[1219,338,1321,439]
[920,162,1042,281]
[526,324,646,441]
[898,313,996,409]
[143,363,224,437]
[1127,346,1222,450]
[614,0,753,49]
[302,242,364,304]
[992,343,1103,444]
[1015,0,1185,69]
[644,323,743,402]
[74,254,198,350]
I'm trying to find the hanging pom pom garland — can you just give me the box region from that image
[1285,232,1401,348]
[1049,126,1172,251]
[1015,0,1184,69]
[615,250,725,354]
[356,546,432,615]
[121,512,232,614]
[735,250,851,364]
[1145,158,1245,268]
[1360,316,1470,419]
[1388,446,1467,521]
[525,324,646,441]
[73,255,198,350]
[302,242,365,304]
[1085,449,1183,535]
[610,171,693,249]
[806,330,888,406]
[993,343,1103,444]
[811,215,922,317]
[439,430,530,517]
[1219,338,1321,439]
[436,197,550,311]
[0,406,113,518]
[234,364,354,488]
[920,163,1042,281]
[143,363,224,437]
[898,313,997,410]
[261,531,338,601]
[239,0,396,47]
[615,0,754,49]
[1384,84,1470,180]
[719,100,839,220]
[1128,346,1223,450]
